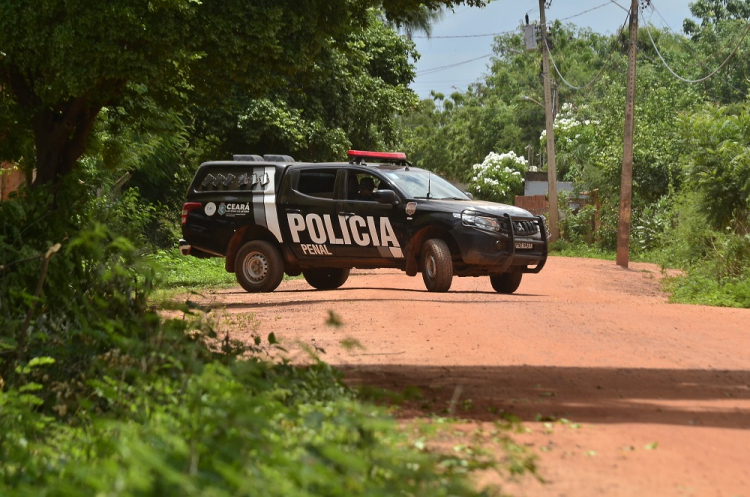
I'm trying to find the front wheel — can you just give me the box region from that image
[235,240,284,293]
[303,268,350,290]
[421,239,453,292]
[490,270,523,294]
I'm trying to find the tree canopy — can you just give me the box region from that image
[0,0,485,187]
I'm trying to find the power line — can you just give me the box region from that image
[411,79,478,84]
[608,0,629,13]
[412,28,520,39]
[646,1,750,90]
[554,1,617,23]
[413,1,628,39]
[545,7,632,90]
[644,19,750,83]
[417,53,494,76]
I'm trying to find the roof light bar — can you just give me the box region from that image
[347,150,407,161]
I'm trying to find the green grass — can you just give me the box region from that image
[551,241,750,308]
[663,268,750,308]
[549,240,616,260]
[148,249,302,298]
[149,249,237,293]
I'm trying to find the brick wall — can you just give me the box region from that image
[514,194,548,216]
[0,162,26,201]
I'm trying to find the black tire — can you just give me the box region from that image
[302,268,350,290]
[235,240,284,293]
[490,270,523,294]
[421,238,453,292]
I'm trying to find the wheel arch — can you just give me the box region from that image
[225,225,283,273]
[405,225,460,276]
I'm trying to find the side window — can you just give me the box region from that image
[346,171,386,201]
[295,169,338,199]
[375,177,393,191]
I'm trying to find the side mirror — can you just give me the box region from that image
[373,189,400,206]
[465,191,474,200]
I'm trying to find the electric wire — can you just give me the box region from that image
[544,7,631,90]
[554,1,616,23]
[414,0,628,39]
[416,53,495,76]
[645,2,748,95]
[608,0,629,13]
[416,2,632,82]
[643,17,750,83]
[412,28,520,39]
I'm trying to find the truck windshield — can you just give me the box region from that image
[382,170,470,200]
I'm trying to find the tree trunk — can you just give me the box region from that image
[31,99,101,186]
[7,66,106,187]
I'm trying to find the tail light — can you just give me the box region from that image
[181,202,202,225]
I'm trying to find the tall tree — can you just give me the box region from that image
[0,0,484,188]
[193,10,419,162]
[683,0,750,36]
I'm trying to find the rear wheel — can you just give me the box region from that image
[421,239,453,292]
[303,268,350,290]
[490,270,523,294]
[235,240,284,293]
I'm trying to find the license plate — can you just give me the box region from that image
[515,242,533,250]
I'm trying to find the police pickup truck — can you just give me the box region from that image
[179,150,548,293]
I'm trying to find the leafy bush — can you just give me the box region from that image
[0,181,217,410]
[632,196,673,253]
[638,192,750,307]
[664,259,750,308]
[2,349,501,496]
[680,106,750,232]
[1,182,527,495]
[468,151,527,204]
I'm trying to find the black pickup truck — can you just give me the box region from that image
[179,150,548,293]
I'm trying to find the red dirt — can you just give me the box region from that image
[192,256,750,496]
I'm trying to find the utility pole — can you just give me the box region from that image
[617,0,638,268]
[539,0,559,242]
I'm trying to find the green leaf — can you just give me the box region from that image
[28,356,56,368]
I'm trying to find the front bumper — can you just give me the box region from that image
[452,214,548,274]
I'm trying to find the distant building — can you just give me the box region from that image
[515,171,575,216]
[523,171,573,197]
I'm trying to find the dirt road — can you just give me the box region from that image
[198,256,750,496]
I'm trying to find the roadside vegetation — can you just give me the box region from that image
[1,0,748,494]
[0,1,533,494]
[1,180,537,495]
[396,0,750,309]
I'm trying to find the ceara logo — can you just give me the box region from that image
[226,203,250,214]
[218,202,250,217]
[287,213,400,248]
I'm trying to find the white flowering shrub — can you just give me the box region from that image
[539,103,598,181]
[468,151,527,204]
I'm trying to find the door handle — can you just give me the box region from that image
[340,212,355,218]
[285,208,301,214]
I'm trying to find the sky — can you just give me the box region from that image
[410,0,698,99]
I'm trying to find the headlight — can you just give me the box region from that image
[462,212,501,232]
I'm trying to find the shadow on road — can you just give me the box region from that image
[339,365,750,430]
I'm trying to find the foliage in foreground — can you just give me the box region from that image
[2,356,496,496]
[0,186,528,495]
